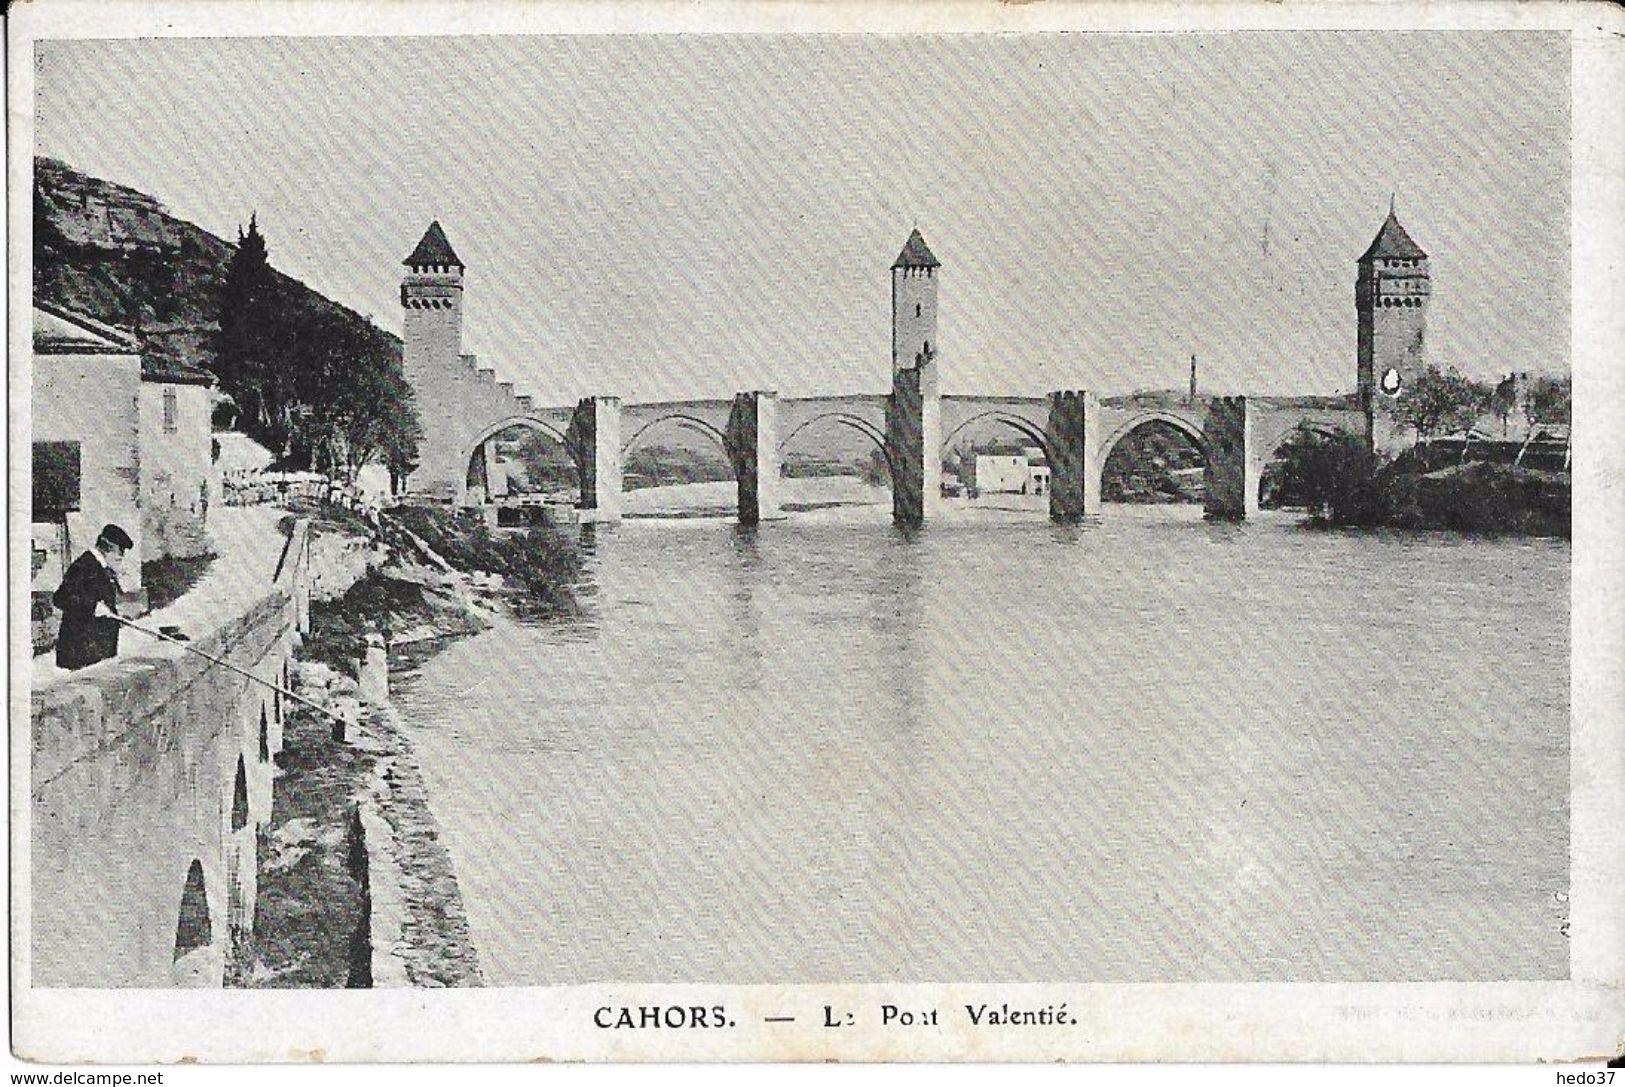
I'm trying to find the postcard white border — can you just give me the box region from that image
[8,0,1623,1064]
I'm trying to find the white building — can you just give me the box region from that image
[32,302,145,609]
[971,448,1050,496]
[139,357,218,560]
[32,301,220,648]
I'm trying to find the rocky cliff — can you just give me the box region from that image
[33,156,400,379]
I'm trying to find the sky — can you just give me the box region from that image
[33,32,1569,404]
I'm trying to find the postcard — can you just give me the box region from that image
[9,0,1622,1064]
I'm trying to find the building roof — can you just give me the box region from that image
[32,301,140,355]
[403,220,464,269]
[892,228,941,270]
[141,356,215,386]
[1359,208,1428,262]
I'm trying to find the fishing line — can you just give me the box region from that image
[110,613,354,729]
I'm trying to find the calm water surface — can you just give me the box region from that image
[395,502,1569,984]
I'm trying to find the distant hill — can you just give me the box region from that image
[32,156,400,384]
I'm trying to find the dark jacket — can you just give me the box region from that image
[53,550,121,669]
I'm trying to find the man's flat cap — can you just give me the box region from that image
[97,524,134,550]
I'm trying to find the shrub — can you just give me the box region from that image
[1273,427,1385,526]
[379,505,581,611]
[1414,463,1570,537]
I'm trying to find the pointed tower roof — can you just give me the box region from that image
[403,221,464,269]
[892,228,941,270]
[1359,206,1427,262]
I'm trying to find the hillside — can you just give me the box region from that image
[32,156,400,385]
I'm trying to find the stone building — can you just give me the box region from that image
[969,449,1049,496]
[890,228,944,519]
[1356,201,1431,452]
[31,301,145,615]
[32,301,220,648]
[139,357,218,560]
[891,227,941,394]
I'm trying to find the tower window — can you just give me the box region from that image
[915,303,921,318]
[162,388,177,434]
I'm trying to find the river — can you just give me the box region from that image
[394,494,1570,984]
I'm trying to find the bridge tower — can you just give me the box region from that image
[1356,200,1431,453]
[887,228,943,524]
[401,221,467,498]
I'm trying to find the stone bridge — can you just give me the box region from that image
[399,221,1366,526]
[434,383,1363,525]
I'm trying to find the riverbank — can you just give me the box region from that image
[1380,461,1570,537]
[1272,430,1571,538]
[1305,460,1571,538]
[246,502,579,987]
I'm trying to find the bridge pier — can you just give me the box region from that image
[568,396,622,523]
[1203,395,1259,520]
[726,391,784,525]
[1045,390,1101,520]
[886,368,943,526]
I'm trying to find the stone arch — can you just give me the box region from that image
[1097,411,1214,505]
[467,414,571,452]
[941,409,1052,461]
[463,415,577,505]
[621,413,734,461]
[777,411,893,472]
[230,756,249,832]
[173,859,212,961]
[1097,410,1214,470]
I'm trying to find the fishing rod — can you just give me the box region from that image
[110,613,354,729]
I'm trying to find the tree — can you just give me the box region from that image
[213,214,422,487]
[281,307,419,483]
[1381,364,1491,443]
[1523,373,1571,429]
[214,214,295,453]
[1274,426,1384,526]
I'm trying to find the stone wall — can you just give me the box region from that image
[28,518,369,987]
[31,593,294,986]
[139,379,215,561]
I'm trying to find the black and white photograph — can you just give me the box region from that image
[9,0,1623,1066]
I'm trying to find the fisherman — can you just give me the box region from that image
[52,523,133,670]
